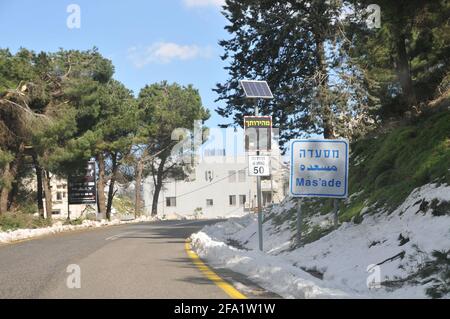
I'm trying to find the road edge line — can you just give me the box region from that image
[185,239,247,299]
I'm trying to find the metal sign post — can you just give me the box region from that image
[296,198,302,246]
[333,198,339,228]
[240,80,273,252]
[255,105,263,251]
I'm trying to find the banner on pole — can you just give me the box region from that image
[244,116,272,152]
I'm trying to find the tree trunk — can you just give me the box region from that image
[7,157,23,211]
[32,154,45,218]
[7,177,19,211]
[97,153,107,219]
[0,154,21,214]
[134,155,145,218]
[151,157,167,216]
[396,33,416,110]
[315,39,334,139]
[151,182,162,217]
[42,170,52,220]
[0,162,11,214]
[106,153,118,220]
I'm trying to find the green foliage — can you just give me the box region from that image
[0,148,13,166]
[216,0,379,145]
[0,149,14,189]
[301,224,335,246]
[350,1,450,117]
[63,218,84,226]
[323,109,450,222]
[349,110,450,211]
[0,48,38,95]
[112,196,134,215]
[137,82,210,215]
[339,201,365,223]
[0,212,52,231]
[417,250,450,299]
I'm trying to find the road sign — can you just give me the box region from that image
[289,139,349,198]
[239,80,273,99]
[244,116,272,151]
[68,160,97,205]
[248,155,270,176]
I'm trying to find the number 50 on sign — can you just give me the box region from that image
[249,156,270,176]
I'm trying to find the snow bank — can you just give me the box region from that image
[191,183,450,299]
[0,215,156,244]
[191,231,353,299]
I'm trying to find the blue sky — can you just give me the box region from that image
[0,0,230,127]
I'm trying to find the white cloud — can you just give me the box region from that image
[127,42,213,67]
[183,0,225,8]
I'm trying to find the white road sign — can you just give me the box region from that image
[248,155,270,176]
[289,139,349,198]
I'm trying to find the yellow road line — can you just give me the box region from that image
[185,240,247,299]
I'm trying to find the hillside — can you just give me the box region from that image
[191,109,450,299]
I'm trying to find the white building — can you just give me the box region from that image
[143,149,288,219]
[25,175,90,220]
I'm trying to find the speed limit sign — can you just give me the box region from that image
[248,156,271,176]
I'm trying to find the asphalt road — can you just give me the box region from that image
[0,219,260,299]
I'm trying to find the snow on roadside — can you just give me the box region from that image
[0,215,156,244]
[190,183,450,299]
[191,231,354,298]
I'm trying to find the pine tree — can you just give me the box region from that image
[349,0,450,117]
[215,0,380,147]
[137,82,209,216]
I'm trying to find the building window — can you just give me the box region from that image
[52,210,61,215]
[239,195,246,206]
[206,199,213,207]
[56,192,62,201]
[228,170,236,183]
[229,195,236,206]
[238,170,246,182]
[166,197,177,207]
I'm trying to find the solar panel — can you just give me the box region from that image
[240,80,273,99]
